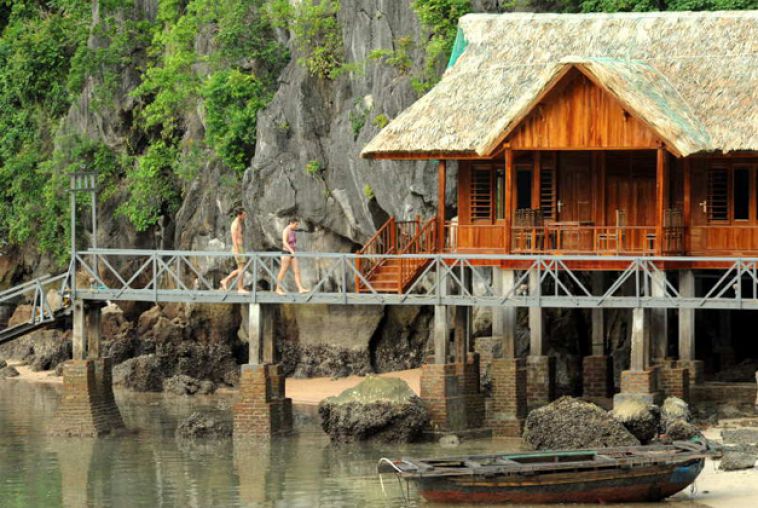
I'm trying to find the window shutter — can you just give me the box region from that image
[470,164,493,221]
[707,166,728,222]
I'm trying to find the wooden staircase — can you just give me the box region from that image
[356,216,438,293]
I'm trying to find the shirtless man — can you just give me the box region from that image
[220,207,247,292]
[275,218,309,295]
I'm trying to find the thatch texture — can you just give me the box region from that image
[362,11,757,158]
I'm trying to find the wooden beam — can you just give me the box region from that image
[599,151,607,226]
[438,160,447,251]
[532,151,541,209]
[504,149,514,253]
[656,147,669,255]
[683,158,692,254]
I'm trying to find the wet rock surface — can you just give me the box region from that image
[0,365,19,378]
[719,451,756,471]
[524,397,639,450]
[164,375,216,396]
[176,412,232,440]
[113,355,164,392]
[319,376,428,443]
[0,329,71,372]
[611,397,660,444]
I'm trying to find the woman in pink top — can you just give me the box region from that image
[276,218,309,294]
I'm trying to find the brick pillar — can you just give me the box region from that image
[679,359,704,385]
[488,358,527,437]
[420,362,466,431]
[233,364,292,438]
[659,359,691,401]
[51,358,125,437]
[583,355,612,398]
[455,353,485,429]
[616,308,661,406]
[526,355,555,409]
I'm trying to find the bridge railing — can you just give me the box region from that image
[0,272,70,342]
[70,249,758,310]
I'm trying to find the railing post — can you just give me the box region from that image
[437,160,446,252]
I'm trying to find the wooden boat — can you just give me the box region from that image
[377,440,713,504]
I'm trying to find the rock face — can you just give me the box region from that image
[0,365,19,378]
[719,452,756,471]
[112,354,164,392]
[176,412,232,440]
[319,376,428,443]
[611,397,660,444]
[0,329,71,372]
[7,305,32,328]
[164,375,216,396]
[524,397,640,450]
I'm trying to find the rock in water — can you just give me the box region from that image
[523,397,640,450]
[665,419,701,441]
[176,412,232,440]
[0,365,19,378]
[318,376,428,443]
[112,354,164,392]
[719,451,757,471]
[611,397,660,444]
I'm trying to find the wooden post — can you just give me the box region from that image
[532,151,541,209]
[437,160,446,252]
[504,148,514,253]
[655,147,668,255]
[598,152,607,226]
[683,158,692,254]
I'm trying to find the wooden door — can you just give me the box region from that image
[558,152,593,222]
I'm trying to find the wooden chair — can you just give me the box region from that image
[515,208,544,252]
[598,210,626,254]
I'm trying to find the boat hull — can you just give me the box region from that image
[415,459,704,504]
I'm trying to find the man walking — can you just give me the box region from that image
[276,218,309,295]
[221,207,248,293]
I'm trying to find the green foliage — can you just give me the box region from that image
[202,69,269,173]
[368,36,414,74]
[117,140,180,232]
[579,0,756,9]
[363,183,374,200]
[349,99,370,140]
[411,0,472,95]
[372,113,390,129]
[267,0,346,80]
[305,160,323,175]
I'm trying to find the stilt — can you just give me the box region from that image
[650,271,669,362]
[492,268,517,358]
[433,305,450,364]
[527,270,554,409]
[616,307,660,406]
[233,304,292,438]
[678,270,703,385]
[51,301,125,437]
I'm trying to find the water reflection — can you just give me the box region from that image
[0,381,721,507]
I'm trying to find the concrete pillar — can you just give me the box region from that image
[248,304,273,365]
[650,271,669,361]
[528,270,544,356]
[433,305,450,364]
[616,307,659,405]
[630,307,651,371]
[72,300,86,360]
[454,306,471,363]
[591,272,605,356]
[677,270,703,385]
[86,305,101,359]
[492,268,517,358]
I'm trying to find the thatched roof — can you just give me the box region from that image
[362,11,757,159]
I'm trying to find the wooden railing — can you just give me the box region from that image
[397,218,437,292]
[690,225,758,255]
[444,222,684,255]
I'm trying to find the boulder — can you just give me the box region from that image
[46,289,63,313]
[524,397,640,450]
[112,354,164,392]
[101,304,132,340]
[661,396,690,428]
[0,359,6,369]
[28,330,72,372]
[719,451,757,471]
[665,419,701,441]
[319,376,428,443]
[611,397,660,444]
[0,365,19,378]
[7,304,32,328]
[722,428,758,447]
[163,374,216,396]
[176,412,232,440]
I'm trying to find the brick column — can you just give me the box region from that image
[420,363,466,431]
[51,358,125,437]
[583,355,612,398]
[659,359,691,401]
[456,353,485,429]
[233,364,292,438]
[526,355,555,409]
[488,358,527,437]
[616,308,660,406]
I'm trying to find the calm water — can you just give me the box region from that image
[0,381,711,508]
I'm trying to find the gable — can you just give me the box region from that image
[506,68,661,151]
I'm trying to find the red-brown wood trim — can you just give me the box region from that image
[532,151,541,209]
[438,160,446,251]
[504,149,514,253]
[655,147,668,255]
[683,158,692,254]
